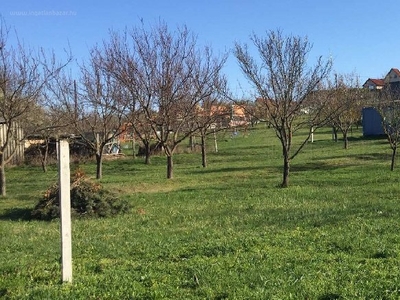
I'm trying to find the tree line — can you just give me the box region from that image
[0,19,394,196]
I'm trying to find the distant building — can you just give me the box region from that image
[362,107,385,136]
[363,68,400,95]
[362,78,384,90]
[384,68,400,98]
[229,104,249,127]
[362,68,400,136]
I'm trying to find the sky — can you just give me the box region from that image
[1,0,399,97]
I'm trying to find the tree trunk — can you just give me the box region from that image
[201,133,207,168]
[144,142,151,165]
[189,135,195,151]
[0,154,6,196]
[132,138,136,160]
[332,127,338,142]
[41,139,49,173]
[167,155,173,179]
[281,150,290,188]
[213,129,218,153]
[343,131,348,150]
[310,126,314,143]
[96,153,103,179]
[391,147,396,171]
[95,134,103,179]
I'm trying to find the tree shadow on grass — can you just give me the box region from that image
[321,151,390,162]
[290,158,365,174]
[191,165,265,174]
[337,134,386,142]
[291,161,347,173]
[352,152,391,161]
[318,293,343,300]
[11,193,39,202]
[0,207,32,221]
[293,151,391,173]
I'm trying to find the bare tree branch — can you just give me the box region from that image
[234,29,332,187]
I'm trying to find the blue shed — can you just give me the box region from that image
[362,107,385,136]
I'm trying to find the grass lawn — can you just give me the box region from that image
[1,126,400,299]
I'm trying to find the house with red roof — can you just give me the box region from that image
[362,68,400,136]
[363,68,400,91]
[384,68,400,94]
[384,68,400,83]
[362,78,384,90]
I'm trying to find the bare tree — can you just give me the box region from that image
[0,20,70,196]
[80,51,129,178]
[131,112,158,164]
[48,50,128,179]
[375,88,400,171]
[24,105,61,172]
[327,73,364,149]
[234,30,332,187]
[98,32,157,165]
[194,97,230,167]
[102,22,227,178]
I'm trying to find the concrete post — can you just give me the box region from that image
[59,139,72,283]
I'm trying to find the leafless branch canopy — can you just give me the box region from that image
[234,29,332,187]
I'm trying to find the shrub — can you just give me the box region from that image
[31,169,131,220]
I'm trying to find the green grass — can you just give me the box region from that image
[1,126,400,299]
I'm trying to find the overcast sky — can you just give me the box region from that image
[2,0,399,97]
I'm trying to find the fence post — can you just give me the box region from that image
[59,139,72,283]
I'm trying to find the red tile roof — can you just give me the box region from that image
[368,78,385,86]
[363,68,400,88]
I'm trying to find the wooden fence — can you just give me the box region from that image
[0,121,25,165]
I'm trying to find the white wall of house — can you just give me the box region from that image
[385,69,400,83]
